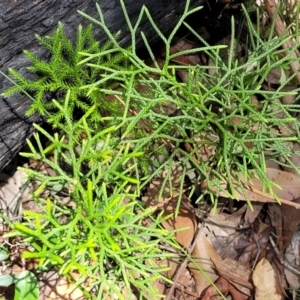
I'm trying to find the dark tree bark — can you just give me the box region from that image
[0,0,204,171]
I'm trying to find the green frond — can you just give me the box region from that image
[8,68,30,86]
[25,51,53,75]
[2,21,134,127]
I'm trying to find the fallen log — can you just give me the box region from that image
[0,0,205,171]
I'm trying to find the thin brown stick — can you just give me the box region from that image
[264,0,300,84]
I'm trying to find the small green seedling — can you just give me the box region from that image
[0,247,39,300]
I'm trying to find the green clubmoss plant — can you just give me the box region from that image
[8,92,180,299]
[3,22,131,128]
[2,0,300,298]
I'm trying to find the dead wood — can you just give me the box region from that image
[0,0,204,170]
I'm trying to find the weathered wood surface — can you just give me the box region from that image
[0,0,205,171]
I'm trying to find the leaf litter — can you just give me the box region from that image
[2,0,300,299]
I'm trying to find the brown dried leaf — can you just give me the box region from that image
[283,142,300,175]
[215,258,253,293]
[250,168,300,200]
[159,194,197,249]
[189,231,221,295]
[142,165,197,248]
[201,168,300,208]
[201,277,250,300]
[201,277,230,300]
[203,168,300,251]
[284,231,300,289]
[244,202,264,225]
[252,258,282,300]
[280,197,300,250]
[168,39,200,66]
[205,206,245,237]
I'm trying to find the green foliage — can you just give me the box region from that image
[2,22,131,128]
[2,0,300,298]
[77,1,300,208]
[10,94,178,299]
[0,247,39,300]
[13,271,39,300]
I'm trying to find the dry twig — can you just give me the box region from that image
[264,0,300,83]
